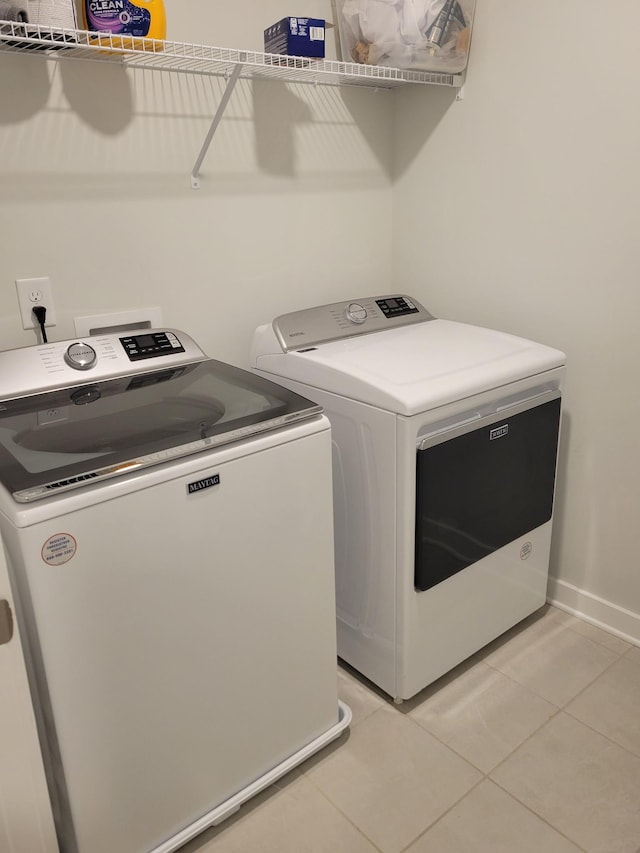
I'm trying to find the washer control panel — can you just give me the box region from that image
[272,294,433,351]
[120,331,185,361]
[0,329,207,400]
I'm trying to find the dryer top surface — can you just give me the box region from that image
[253,315,566,415]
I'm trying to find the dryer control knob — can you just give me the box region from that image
[65,342,97,371]
[345,303,367,324]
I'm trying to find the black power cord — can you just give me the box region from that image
[32,305,48,344]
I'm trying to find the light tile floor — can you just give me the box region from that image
[182,606,640,853]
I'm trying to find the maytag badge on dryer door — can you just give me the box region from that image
[490,424,509,441]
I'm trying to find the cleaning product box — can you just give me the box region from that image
[264,16,326,58]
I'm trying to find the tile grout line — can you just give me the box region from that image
[561,704,640,763]
[301,730,387,853]
[479,704,593,852]
[331,616,637,851]
[484,700,640,852]
[392,705,591,853]
[404,696,578,847]
[563,619,635,655]
[488,772,590,853]
[480,624,624,709]
[396,774,487,853]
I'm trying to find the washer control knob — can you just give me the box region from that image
[345,303,367,324]
[64,342,97,371]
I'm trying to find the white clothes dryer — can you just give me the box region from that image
[251,295,567,701]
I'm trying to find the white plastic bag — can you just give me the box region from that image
[337,0,474,72]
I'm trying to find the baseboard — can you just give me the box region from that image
[547,576,640,647]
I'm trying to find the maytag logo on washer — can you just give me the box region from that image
[490,424,509,441]
[187,474,220,495]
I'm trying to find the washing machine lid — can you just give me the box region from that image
[0,330,321,502]
[253,296,566,415]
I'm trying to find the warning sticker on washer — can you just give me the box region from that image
[41,533,77,566]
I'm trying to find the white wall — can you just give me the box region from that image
[2,0,639,642]
[0,0,393,365]
[392,0,640,640]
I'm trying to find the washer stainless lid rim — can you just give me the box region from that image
[0,330,322,502]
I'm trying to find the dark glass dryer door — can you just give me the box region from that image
[414,387,561,592]
[0,359,322,502]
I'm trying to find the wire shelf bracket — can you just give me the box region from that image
[190,61,243,189]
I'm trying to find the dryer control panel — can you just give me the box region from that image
[375,296,420,319]
[272,294,434,352]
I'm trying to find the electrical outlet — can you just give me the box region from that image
[15,277,57,331]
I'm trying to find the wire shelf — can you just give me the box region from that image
[1,21,465,186]
[0,21,463,89]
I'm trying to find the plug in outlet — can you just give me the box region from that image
[15,277,57,331]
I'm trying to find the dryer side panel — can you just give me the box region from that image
[253,371,399,698]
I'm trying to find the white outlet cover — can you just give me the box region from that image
[15,277,57,329]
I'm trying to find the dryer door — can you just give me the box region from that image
[414,387,561,592]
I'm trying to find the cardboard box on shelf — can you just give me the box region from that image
[264,16,327,58]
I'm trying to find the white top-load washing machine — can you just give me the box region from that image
[251,295,567,702]
[0,329,350,853]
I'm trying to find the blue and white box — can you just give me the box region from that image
[264,17,326,58]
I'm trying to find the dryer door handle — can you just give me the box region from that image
[417,387,561,451]
[495,388,554,413]
[0,599,14,646]
[417,413,482,447]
